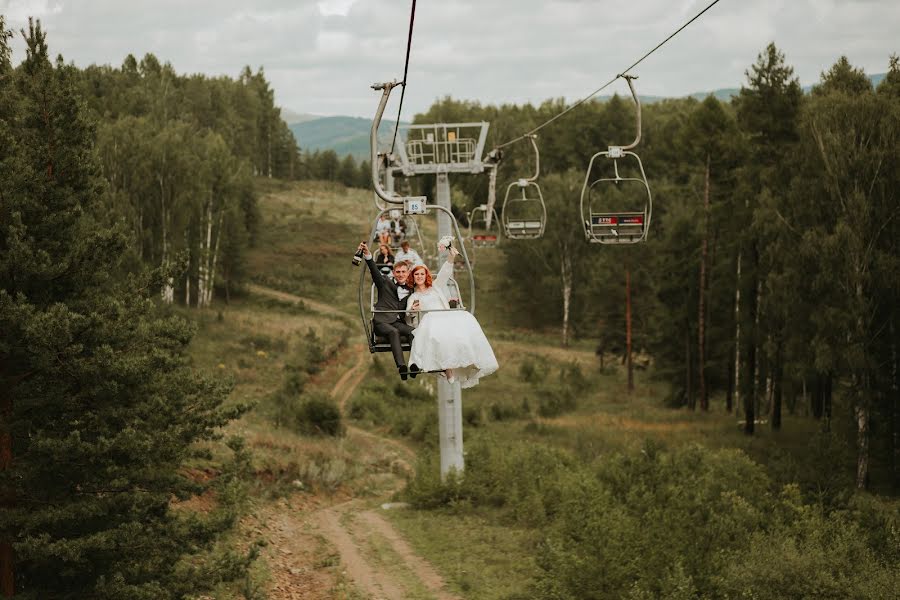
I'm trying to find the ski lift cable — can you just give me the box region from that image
[389,0,417,156]
[493,0,726,151]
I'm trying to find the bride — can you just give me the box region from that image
[406,244,498,388]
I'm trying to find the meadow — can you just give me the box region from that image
[182,178,898,599]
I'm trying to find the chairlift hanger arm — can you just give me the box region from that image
[371,81,404,205]
[618,75,642,151]
[526,134,540,183]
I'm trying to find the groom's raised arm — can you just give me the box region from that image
[365,256,391,292]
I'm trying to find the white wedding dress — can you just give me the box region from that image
[407,262,498,389]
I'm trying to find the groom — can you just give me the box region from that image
[359,242,418,380]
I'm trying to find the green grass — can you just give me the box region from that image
[387,508,538,600]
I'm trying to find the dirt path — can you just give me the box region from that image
[247,283,349,319]
[306,345,458,600]
[248,284,460,600]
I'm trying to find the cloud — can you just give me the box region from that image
[2,0,897,117]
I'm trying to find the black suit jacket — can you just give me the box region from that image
[367,258,410,324]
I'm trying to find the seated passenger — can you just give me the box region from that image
[394,240,423,266]
[374,243,394,274]
[406,243,498,388]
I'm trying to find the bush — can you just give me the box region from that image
[303,328,326,374]
[558,360,587,389]
[294,394,343,437]
[405,438,575,527]
[519,355,549,383]
[713,488,900,599]
[537,387,577,418]
[489,401,524,422]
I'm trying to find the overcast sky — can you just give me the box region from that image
[2,0,897,119]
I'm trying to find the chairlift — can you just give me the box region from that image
[580,75,652,244]
[468,204,502,249]
[359,207,476,355]
[501,135,547,240]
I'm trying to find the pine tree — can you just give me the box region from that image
[0,21,247,598]
[735,43,803,434]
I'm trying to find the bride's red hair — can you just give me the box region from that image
[409,264,433,288]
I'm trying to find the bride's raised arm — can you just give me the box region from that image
[433,247,459,290]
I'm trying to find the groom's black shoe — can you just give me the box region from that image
[398,365,408,381]
[409,364,420,379]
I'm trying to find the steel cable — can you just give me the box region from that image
[389,0,417,156]
[493,0,726,151]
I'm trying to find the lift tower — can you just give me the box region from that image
[370,81,490,479]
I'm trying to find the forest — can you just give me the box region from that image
[2,11,900,600]
[410,45,900,495]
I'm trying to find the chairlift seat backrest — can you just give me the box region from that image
[502,182,546,240]
[580,151,652,245]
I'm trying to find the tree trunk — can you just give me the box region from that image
[855,274,868,489]
[560,248,572,348]
[625,259,633,393]
[137,208,143,261]
[823,373,832,432]
[743,254,757,435]
[752,279,762,424]
[159,174,174,304]
[686,324,693,410]
[1,386,13,596]
[726,356,734,413]
[811,375,823,419]
[891,318,899,493]
[698,154,710,411]
[267,120,273,179]
[856,398,870,490]
[184,230,191,307]
[771,345,783,431]
[206,208,225,307]
[733,252,742,415]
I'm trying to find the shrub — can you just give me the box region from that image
[537,387,577,418]
[303,327,326,374]
[464,404,483,427]
[558,360,587,389]
[489,401,523,422]
[294,394,343,437]
[519,355,549,383]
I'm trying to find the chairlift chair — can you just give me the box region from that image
[468,204,502,249]
[501,135,547,240]
[359,207,476,355]
[580,76,652,244]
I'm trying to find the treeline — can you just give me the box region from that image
[1,20,251,598]
[413,45,900,491]
[300,148,371,188]
[76,49,305,305]
[76,54,372,305]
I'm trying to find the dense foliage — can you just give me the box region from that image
[1,20,250,598]
[412,45,900,491]
[407,439,900,599]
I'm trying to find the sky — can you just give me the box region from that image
[1,0,897,120]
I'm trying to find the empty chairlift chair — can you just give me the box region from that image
[468,203,501,248]
[501,135,547,240]
[580,76,652,245]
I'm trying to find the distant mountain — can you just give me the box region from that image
[289,116,406,161]
[287,73,886,158]
[281,109,321,124]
